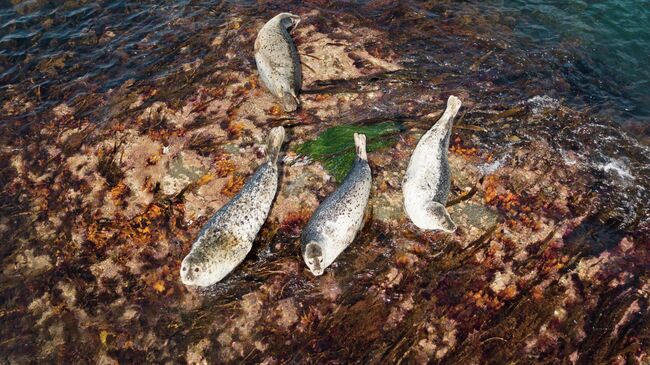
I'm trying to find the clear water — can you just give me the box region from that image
[476,0,650,124]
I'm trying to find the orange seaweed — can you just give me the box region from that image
[215,159,236,177]
[221,174,245,197]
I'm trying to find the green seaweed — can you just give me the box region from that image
[296,122,402,181]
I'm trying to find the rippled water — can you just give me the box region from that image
[1,1,219,123]
[2,0,649,133]
[476,0,650,125]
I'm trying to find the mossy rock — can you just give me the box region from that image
[297,122,402,181]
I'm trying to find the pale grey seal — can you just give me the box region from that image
[402,95,462,232]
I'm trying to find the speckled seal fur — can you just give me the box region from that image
[254,13,302,112]
[301,133,372,276]
[180,127,285,287]
[403,95,462,232]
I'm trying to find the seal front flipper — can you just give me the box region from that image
[254,51,275,96]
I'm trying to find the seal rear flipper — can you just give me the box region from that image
[281,92,299,112]
[445,95,462,117]
[436,95,462,122]
[353,133,367,160]
[266,126,286,164]
[427,95,462,134]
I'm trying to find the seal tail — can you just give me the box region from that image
[266,126,285,164]
[353,133,367,160]
[281,93,299,112]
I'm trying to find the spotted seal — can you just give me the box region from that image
[180,127,285,286]
[301,133,372,276]
[254,12,302,112]
[402,95,462,232]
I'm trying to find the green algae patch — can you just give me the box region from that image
[297,122,402,181]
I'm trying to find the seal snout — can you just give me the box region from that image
[180,255,203,285]
[310,265,324,277]
[441,216,457,233]
[304,242,324,276]
[180,256,193,285]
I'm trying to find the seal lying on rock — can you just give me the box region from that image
[254,12,302,112]
[180,127,285,287]
[301,133,372,276]
[402,95,462,232]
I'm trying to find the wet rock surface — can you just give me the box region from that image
[1,1,649,364]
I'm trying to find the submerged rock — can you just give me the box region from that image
[161,153,206,196]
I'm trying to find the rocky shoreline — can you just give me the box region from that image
[1,4,648,364]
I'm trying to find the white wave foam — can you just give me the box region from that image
[527,95,560,115]
[478,155,508,175]
[596,159,634,180]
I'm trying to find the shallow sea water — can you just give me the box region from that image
[477,0,650,124]
[2,1,649,132]
[0,1,648,364]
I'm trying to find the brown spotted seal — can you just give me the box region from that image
[181,127,285,286]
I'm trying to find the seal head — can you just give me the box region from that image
[415,202,457,233]
[304,242,324,276]
[181,232,250,287]
[278,12,300,31]
[180,254,212,287]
